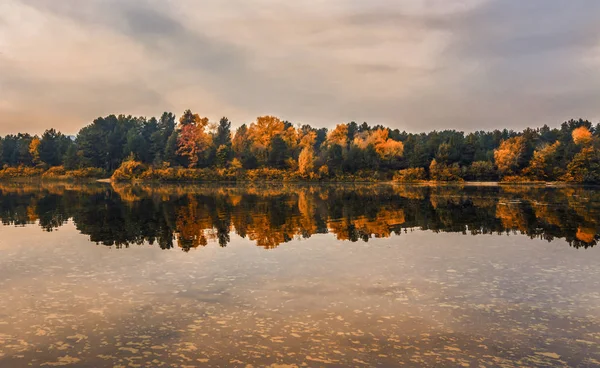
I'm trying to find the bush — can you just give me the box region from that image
[393,168,426,182]
[111,160,147,181]
[41,166,67,178]
[429,160,464,182]
[0,166,45,179]
[65,167,106,179]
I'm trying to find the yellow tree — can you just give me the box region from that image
[326,124,348,147]
[298,146,315,176]
[299,130,316,149]
[29,137,41,165]
[494,136,526,175]
[248,116,285,163]
[353,128,404,160]
[572,126,593,146]
[522,141,560,180]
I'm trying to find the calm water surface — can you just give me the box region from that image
[1,182,599,367]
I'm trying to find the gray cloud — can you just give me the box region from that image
[0,0,599,135]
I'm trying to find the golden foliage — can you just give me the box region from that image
[41,166,67,178]
[572,126,593,145]
[298,146,315,176]
[523,141,560,180]
[248,116,285,150]
[327,124,348,147]
[111,159,147,181]
[494,136,525,174]
[299,130,316,148]
[0,166,45,178]
[29,137,41,164]
[230,158,243,170]
[318,165,329,177]
[353,129,403,160]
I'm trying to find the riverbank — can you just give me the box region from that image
[0,165,593,186]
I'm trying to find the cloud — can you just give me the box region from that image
[0,0,598,135]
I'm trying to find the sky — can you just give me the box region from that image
[1,0,599,136]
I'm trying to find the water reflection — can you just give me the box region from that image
[0,182,598,249]
[2,182,600,366]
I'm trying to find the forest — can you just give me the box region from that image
[0,110,599,183]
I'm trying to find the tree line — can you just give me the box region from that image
[1,111,599,182]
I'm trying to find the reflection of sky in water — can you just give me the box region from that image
[1,219,600,367]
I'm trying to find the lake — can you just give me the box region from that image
[1,182,599,367]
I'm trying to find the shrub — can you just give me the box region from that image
[42,166,67,178]
[0,166,45,179]
[65,167,106,179]
[111,160,147,181]
[429,160,464,182]
[393,168,427,182]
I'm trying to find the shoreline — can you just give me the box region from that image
[0,177,593,188]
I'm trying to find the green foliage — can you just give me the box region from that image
[429,160,464,182]
[216,145,231,168]
[466,161,497,181]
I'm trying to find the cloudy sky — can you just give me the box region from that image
[1,0,599,135]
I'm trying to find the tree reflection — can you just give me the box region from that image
[0,182,598,249]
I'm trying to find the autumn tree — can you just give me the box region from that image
[298,146,315,176]
[327,124,349,148]
[494,136,526,175]
[248,116,286,164]
[573,126,593,146]
[563,147,600,183]
[29,137,41,165]
[176,111,212,168]
[353,128,404,161]
[563,128,600,183]
[522,141,561,180]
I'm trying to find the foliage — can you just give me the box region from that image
[429,159,464,182]
[562,147,600,183]
[0,166,45,179]
[494,136,526,175]
[0,113,598,183]
[466,161,497,181]
[298,146,315,176]
[29,137,41,165]
[393,168,427,182]
[522,141,561,180]
[176,112,212,168]
[573,126,593,146]
[111,159,148,181]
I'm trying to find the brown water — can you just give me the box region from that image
[0,182,599,367]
